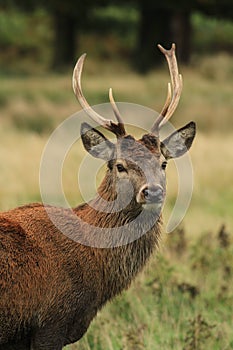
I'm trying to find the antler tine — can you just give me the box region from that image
[72,54,126,137]
[109,88,125,126]
[151,43,183,135]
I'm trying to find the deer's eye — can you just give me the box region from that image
[161,161,167,170]
[116,164,126,172]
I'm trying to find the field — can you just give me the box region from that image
[0,53,233,349]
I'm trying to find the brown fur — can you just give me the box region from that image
[0,140,162,350]
[0,121,195,349]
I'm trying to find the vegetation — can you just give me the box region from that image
[67,225,233,350]
[0,50,232,348]
[0,3,232,347]
[0,7,233,72]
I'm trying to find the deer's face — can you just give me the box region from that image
[74,43,196,214]
[81,122,195,213]
[112,135,166,211]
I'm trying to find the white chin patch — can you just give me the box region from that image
[142,202,163,213]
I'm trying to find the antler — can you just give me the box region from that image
[151,43,183,136]
[72,54,126,137]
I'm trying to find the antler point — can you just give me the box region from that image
[157,44,166,54]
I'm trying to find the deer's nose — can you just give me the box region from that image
[141,185,164,203]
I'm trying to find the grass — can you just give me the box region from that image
[66,226,233,350]
[0,54,232,349]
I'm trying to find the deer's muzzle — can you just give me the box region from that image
[137,184,164,205]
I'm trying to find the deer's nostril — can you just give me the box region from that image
[142,186,164,203]
[142,187,149,198]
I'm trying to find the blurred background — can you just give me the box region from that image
[0,1,233,349]
[0,0,233,72]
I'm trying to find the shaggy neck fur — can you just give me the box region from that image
[74,169,162,301]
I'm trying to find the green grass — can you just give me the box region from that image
[65,227,233,350]
[0,55,232,349]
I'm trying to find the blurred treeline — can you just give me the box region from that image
[0,0,233,74]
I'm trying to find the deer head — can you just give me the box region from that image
[72,44,196,219]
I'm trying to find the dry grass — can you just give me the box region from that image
[0,128,232,231]
[0,53,232,349]
[1,54,232,229]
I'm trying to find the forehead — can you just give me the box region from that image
[116,134,161,162]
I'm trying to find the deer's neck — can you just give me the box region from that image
[75,171,161,240]
[74,172,161,300]
[101,227,160,301]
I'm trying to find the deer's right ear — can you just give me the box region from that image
[81,122,115,160]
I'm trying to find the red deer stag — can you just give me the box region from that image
[0,44,195,350]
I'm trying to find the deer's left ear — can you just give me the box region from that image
[161,121,196,160]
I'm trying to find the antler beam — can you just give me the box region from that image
[72,54,126,137]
